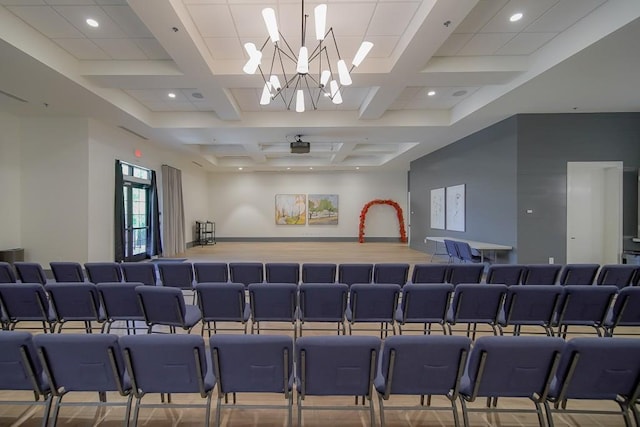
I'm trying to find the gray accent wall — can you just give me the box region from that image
[410,112,640,264]
[410,116,519,262]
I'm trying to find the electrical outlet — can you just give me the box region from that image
[548,257,554,264]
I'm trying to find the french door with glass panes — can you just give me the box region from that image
[123,182,150,261]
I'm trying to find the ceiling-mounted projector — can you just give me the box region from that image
[290,136,310,154]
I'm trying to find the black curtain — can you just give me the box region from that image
[147,170,162,258]
[114,160,126,262]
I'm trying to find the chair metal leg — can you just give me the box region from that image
[378,395,386,427]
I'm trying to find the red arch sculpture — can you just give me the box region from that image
[358,199,407,243]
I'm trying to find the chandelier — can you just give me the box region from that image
[242,0,373,112]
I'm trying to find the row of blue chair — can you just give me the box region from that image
[3,260,638,289]
[3,281,639,340]
[2,331,639,427]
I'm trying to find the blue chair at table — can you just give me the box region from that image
[210,334,294,427]
[0,331,52,427]
[120,334,214,427]
[375,335,471,427]
[34,333,133,427]
[295,335,380,427]
[443,239,461,263]
[454,242,482,264]
[545,337,640,427]
[459,335,565,427]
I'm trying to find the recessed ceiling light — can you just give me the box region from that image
[168,92,176,99]
[238,167,243,171]
[356,167,360,170]
[427,90,436,97]
[86,18,99,28]
[286,167,291,170]
[309,167,313,170]
[510,12,523,22]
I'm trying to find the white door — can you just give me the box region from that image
[566,162,622,264]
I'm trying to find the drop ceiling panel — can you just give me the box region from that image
[457,32,515,56]
[53,38,110,59]
[325,3,377,37]
[101,5,154,38]
[525,0,606,33]
[479,0,559,33]
[229,4,274,38]
[495,32,556,55]
[146,101,199,112]
[92,38,148,59]
[45,0,95,4]
[7,6,85,38]
[367,2,420,36]
[54,5,128,38]
[131,38,172,60]
[204,37,244,60]
[0,1,46,5]
[363,35,399,58]
[187,4,236,38]
[453,0,509,34]
[434,33,474,56]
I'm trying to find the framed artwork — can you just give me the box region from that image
[446,184,465,232]
[308,194,339,225]
[430,188,445,229]
[275,194,307,225]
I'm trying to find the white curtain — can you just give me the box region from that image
[161,165,186,256]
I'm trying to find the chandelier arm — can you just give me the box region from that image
[328,28,342,59]
[259,37,270,52]
[268,46,278,77]
[278,34,300,62]
[303,75,317,110]
[287,77,302,110]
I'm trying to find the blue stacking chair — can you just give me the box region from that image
[0,331,52,427]
[298,283,348,336]
[193,262,228,283]
[265,262,300,284]
[248,282,298,337]
[346,283,400,338]
[443,239,461,263]
[210,334,294,427]
[121,263,158,286]
[296,335,380,427]
[196,282,250,336]
[46,282,105,333]
[553,285,617,337]
[229,262,264,287]
[603,286,640,336]
[301,263,336,283]
[558,263,599,286]
[135,286,201,333]
[498,285,563,336]
[0,262,17,283]
[14,262,48,286]
[454,242,482,264]
[0,283,56,333]
[447,264,484,285]
[157,262,196,303]
[595,264,638,289]
[84,262,122,284]
[50,262,85,282]
[120,334,214,427]
[459,335,565,427]
[446,284,507,338]
[484,264,525,286]
[545,337,640,427]
[521,264,562,285]
[34,333,133,427]
[409,264,449,284]
[375,335,471,427]
[373,263,409,286]
[338,263,373,286]
[97,282,146,334]
[395,283,453,335]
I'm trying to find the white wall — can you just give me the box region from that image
[207,171,408,239]
[21,117,89,264]
[0,112,21,249]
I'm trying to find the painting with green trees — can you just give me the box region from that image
[308,194,339,225]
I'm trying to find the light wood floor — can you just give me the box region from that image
[0,243,634,427]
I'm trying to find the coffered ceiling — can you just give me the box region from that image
[0,0,639,171]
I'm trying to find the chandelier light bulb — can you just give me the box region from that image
[260,83,272,105]
[297,46,309,74]
[330,80,342,104]
[269,75,281,91]
[337,59,352,86]
[242,43,262,74]
[296,90,305,112]
[320,70,331,87]
[262,8,280,43]
[352,41,373,67]
[314,4,327,40]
